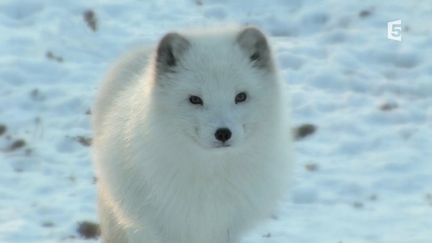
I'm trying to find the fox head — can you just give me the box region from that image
[149,26,282,151]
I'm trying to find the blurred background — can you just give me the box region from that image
[0,0,431,242]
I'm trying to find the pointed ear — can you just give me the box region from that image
[236,27,273,70]
[156,32,190,73]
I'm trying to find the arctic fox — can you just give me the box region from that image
[92,26,293,243]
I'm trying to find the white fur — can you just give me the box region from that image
[92,26,293,243]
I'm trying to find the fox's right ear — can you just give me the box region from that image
[237,27,274,71]
[156,32,190,73]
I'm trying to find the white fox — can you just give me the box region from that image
[92,25,293,243]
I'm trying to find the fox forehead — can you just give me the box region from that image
[155,26,274,83]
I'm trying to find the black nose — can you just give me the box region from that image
[215,128,232,143]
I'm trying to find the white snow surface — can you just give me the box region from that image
[0,0,431,242]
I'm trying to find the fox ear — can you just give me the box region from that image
[156,32,190,73]
[237,27,273,70]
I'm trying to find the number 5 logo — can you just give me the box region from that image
[387,19,402,41]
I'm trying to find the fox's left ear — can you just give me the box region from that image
[156,32,190,73]
[236,27,274,70]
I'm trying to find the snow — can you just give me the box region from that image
[0,0,431,242]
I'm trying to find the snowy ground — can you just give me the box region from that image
[0,0,431,242]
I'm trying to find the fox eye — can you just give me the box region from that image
[250,52,260,61]
[235,92,247,104]
[189,95,203,105]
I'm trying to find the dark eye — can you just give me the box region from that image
[250,52,260,61]
[189,95,203,105]
[235,92,247,104]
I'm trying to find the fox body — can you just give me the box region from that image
[92,26,293,243]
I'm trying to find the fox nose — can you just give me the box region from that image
[215,128,232,143]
